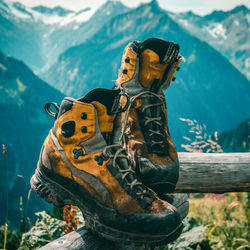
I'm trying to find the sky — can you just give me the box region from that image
[9,0,250,15]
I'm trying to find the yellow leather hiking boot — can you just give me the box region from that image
[30,88,183,246]
[116,38,183,194]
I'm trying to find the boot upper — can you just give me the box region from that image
[115,38,181,193]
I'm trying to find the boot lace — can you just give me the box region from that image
[122,91,167,154]
[100,144,154,204]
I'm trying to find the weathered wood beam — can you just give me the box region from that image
[39,227,152,250]
[176,152,250,193]
[39,153,250,250]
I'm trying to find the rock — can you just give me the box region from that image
[168,217,211,250]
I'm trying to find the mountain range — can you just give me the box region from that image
[168,5,250,80]
[0,0,130,72]
[0,0,249,79]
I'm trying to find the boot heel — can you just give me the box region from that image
[30,169,67,207]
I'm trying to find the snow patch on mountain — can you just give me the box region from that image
[68,67,78,81]
[7,2,30,19]
[30,6,97,25]
[0,63,7,71]
[179,19,189,26]
[0,0,96,25]
[30,9,66,24]
[234,20,239,26]
[205,23,227,40]
[247,14,250,25]
[188,54,196,63]
[16,78,26,92]
[0,0,9,14]
[60,8,97,26]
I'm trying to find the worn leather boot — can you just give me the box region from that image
[30,88,183,246]
[116,38,182,195]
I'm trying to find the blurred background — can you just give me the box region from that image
[0,0,249,248]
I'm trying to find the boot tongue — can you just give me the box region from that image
[138,38,177,64]
[78,88,122,115]
[137,38,180,93]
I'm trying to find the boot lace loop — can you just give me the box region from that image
[102,144,152,202]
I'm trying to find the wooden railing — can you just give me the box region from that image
[39,152,250,250]
[176,153,250,193]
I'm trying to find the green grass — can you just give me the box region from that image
[189,193,250,249]
[0,225,21,250]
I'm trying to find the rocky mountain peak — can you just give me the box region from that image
[231,5,249,14]
[32,5,74,16]
[98,0,129,15]
[146,0,162,12]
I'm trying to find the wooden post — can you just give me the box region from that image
[39,152,250,250]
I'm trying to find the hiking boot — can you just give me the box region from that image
[30,88,183,246]
[116,38,183,194]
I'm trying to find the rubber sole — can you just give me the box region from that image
[31,165,183,246]
[160,193,189,221]
[86,216,183,246]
